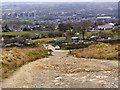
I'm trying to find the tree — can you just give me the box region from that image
[33,26,42,31]
[65,31,73,41]
[22,27,31,31]
[2,24,10,32]
[45,24,55,31]
[74,21,90,40]
[58,23,72,32]
[47,32,63,38]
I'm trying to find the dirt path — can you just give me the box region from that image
[2,45,118,88]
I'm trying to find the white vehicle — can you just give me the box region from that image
[72,37,79,42]
[55,45,60,50]
[108,37,112,40]
[79,40,84,43]
[45,44,49,49]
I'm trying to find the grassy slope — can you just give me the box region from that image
[71,42,118,60]
[104,30,119,38]
[1,46,48,78]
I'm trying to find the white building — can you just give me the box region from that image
[97,23,114,30]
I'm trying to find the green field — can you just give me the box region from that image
[1,29,119,39]
[1,31,49,36]
[31,37,66,44]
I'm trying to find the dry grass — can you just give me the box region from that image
[1,46,48,76]
[71,43,119,60]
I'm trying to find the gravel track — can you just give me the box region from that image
[2,45,118,88]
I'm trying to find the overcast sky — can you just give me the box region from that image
[1,0,119,2]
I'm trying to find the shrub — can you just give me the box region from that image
[47,31,63,38]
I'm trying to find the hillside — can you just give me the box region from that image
[71,42,118,60]
[1,46,48,78]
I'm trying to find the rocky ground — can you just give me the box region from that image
[2,45,118,88]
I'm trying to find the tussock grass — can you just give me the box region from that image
[1,46,48,78]
[71,42,119,60]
